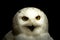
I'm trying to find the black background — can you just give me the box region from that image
[0,0,59,40]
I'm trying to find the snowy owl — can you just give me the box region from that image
[3,7,54,40]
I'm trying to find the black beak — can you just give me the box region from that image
[27,25,35,31]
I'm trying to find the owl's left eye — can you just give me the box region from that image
[22,16,28,21]
[36,15,40,20]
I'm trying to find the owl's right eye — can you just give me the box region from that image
[22,16,28,21]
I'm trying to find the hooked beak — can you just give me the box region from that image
[26,25,36,31]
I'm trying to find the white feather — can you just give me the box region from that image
[3,7,54,40]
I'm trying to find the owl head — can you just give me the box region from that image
[12,7,48,36]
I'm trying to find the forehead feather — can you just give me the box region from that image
[18,7,45,18]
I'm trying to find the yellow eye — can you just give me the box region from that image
[22,16,28,21]
[36,16,40,20]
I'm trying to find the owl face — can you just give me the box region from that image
[13,7,48,35]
